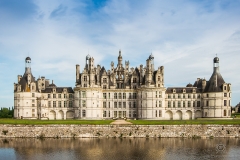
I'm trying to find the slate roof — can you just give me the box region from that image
[41,87,74,93]
[18,73,36,92]
[166,87,201,94]
[204,69,225,93]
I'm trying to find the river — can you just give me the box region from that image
[0,138,239,160]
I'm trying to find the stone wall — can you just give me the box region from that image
[0,125,240,138]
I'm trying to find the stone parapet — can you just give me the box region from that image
[0,125,239,138]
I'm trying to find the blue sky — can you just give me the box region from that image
[0,0,240,107]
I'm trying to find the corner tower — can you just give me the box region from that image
[202,56,231,118]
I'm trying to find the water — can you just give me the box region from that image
[0,138,239,160]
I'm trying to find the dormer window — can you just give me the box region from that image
[183,89,186,93]
[193,89,196,93]
[224,86,227,90]
[173,89,176,93]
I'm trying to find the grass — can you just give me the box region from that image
[128,119,240,125]
[0,119,113,125]
[232,113,240,118]
[1,118,240,125]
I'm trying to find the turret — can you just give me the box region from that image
[117,50,122,68]
[76,64,80,83]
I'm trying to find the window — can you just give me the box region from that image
[32,109,35,112]
[188,101,191,107]
[129,102,132,108]
[118,102,122,108]
[69,101,72,107]
[118,93,122,99]
[173,94,175,98]
[159,101,162,107]
[224,110,226,116]
[69,94,73,98]
[206,101,209,106]
[123,93,126,99]
[84,84,87,87]
[224,93,227,97]
[133,102,136,108]
[168,101,171,108]
[133,78,137,83]
[158,76,160,81]
[84,76,87,81]
[129,111,131,118]
[173,101,175,108]
[103,78,107,83]
[178,101,181,107]
[109,102,110,108]
[103,111,107,117]
[159,110,162,117]
[123,102,126,108]
[224,100,227,106]
[193,101,195,107]
[64,101,67,107]
[159,92,162,98]
[32,93,35,97]
[53,101,56,107]
[197,101,200,107]
[53,94,56,98]
[188,94,191,98]
[82,91,86,98]
[58,94,61,98]
[183,101,185,107]
[48,101,51,107]
[32,104,35,107]
[32,100,35,103]
[114,93,117,99]
[193,94,196,99]
[114,102,117,108]
[133,111,137,118]
[198,94,201,98]
[178,94,181,98]
[156,91,157,98]
[48,94,51,98]
[103,93,106,99]
[103,85,107,89]
[168,94,171,99]
[156,110,157,117]
[129,93,132,99]
[58,101,61,107]
[133,93,137,99]
[82,110,86,117]
[183,94,186,98]
[82,100,86,107]
[103,102,106,108]
[229,93,231,97]
[224,86,227,90]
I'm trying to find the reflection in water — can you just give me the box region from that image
[0,138,239,160]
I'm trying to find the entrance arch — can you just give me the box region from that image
[58,110,64,120]
[185,110,192,120]
[165,110,173,120]
[195,110,202,119]
[175,110,182,120]
[66,110,74,119]
[49,110,56,120]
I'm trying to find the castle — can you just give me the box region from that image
[14,51,231,120]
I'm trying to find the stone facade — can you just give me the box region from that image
[14,51,231,120]
[1,125,239,138]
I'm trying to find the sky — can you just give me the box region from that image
[0,0,240,108]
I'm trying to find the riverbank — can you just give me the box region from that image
[1,124,240,138]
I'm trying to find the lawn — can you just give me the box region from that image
[128,119,240,125]
[0,119,114,125]
[232,113,240,118]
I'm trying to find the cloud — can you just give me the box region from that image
[50,4,68,19]
[0,0,240,107]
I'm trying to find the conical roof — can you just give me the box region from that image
[204,70,225,92]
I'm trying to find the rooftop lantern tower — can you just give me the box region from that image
[25,57,31,74]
